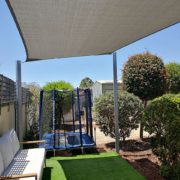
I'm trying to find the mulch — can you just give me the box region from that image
[129,158,164,180]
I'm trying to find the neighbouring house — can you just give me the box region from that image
[92,80,122,101]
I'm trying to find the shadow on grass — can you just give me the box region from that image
[58,155,145,180]
[42,167,52,180]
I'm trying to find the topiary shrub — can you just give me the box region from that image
[123,52,167,100]
[143,94,180,179]
[166,62,180,94]
[122,51,167,138]
[94,91,143,142]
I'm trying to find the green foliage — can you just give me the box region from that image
[24,82,40,126]
[43,81,73,91]
[23,121,39,148]
[143,94,180,179]
[94,91,143,141]
[122,52,167,101]
[43,81,74,114]
[166,62,180,93]
[23,83,40,148]
[79,77,94,88]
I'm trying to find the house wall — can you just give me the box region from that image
[102,83,122,94]
[0,75,30,138]
[92,81,122,101]
[92,82,102,101]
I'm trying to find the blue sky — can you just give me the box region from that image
[0,0,180,88]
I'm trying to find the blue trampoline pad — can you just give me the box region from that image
[40,132,95,150]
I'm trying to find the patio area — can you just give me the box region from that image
[1,0,179,180]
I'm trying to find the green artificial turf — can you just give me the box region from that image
[42,152,145,180]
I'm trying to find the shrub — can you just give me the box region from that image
[166,62,180,93]
[143,94,180,179]
[122,51,167,138]
[23,83,40,148]
[94,91,143,141]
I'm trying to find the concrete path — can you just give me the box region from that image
[94,123,150,148]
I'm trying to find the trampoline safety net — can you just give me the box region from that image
[39,88,95,150]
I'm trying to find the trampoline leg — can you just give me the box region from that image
[53,149,56,157]
[44,159,46,168]
[94,127,96,145]
[81,147,84,154]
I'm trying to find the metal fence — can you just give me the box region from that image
[0,74,31,105]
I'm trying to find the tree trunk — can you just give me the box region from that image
[140,100,147,139]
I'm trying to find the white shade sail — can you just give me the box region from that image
[7,0,180,61]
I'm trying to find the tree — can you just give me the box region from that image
[94,91,143,142]
[166,62,180,93]
[43,81,73,91]
[122,52,167,138]
[43,81,74,113]
[143,94,180,179]
[43,81,74,131]
[79,77,94,88]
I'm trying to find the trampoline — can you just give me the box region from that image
[38,88,96,151]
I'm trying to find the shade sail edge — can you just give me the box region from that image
[6,0,180,61]
[6,0,29,61]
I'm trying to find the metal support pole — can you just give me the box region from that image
[52,90,56,149]
[84,90,89,135]
[16,60,22,141]
[113,52,120,153]
[77,88,83,147]
[71,91,75,132]
[38,90,44,140]
[87,89,93,139]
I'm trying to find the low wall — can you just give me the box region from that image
[0,74,30,138]
[0,103,28,137]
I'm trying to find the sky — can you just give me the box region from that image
[0,0,180,88]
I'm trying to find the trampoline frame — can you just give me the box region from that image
[38,88,95,151]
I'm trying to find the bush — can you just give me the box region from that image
[94,91,143,141]
[166,62,180,93]
[144,94,180,179]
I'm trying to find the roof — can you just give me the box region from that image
[7,0,180,61]
[96,80,122,84]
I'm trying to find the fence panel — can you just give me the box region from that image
[0,74,31,105]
